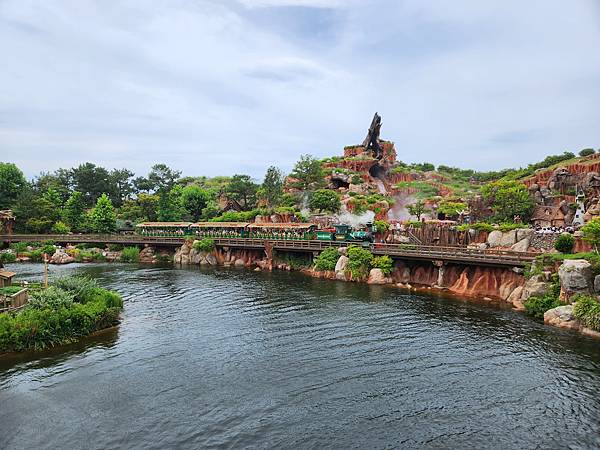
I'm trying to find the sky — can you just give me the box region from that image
[1,0,599,180]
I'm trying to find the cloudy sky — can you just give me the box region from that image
[1,0,599,179]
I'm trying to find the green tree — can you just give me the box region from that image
[148,164,181,193]
[71,163,112,206]
[109,168,134,207]
[408,200,427,220]
[157,185,186,221]
[261,166,284,206]
[582,217,600,253]
[481,180,534,222]
[181,185,209,221]
[309,189,341,213]
[579,148,595,157]
[227,175,258,210]
[12,188,59,232]
[289,154,324,190]
[554,233,575,253]
[63,191,87,232]
[0,163,27,209]
[89,194,117,233]
[437,200,467,219]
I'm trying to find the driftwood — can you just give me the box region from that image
[362,112,383,159]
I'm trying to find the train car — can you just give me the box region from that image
[316,228,336,241]
[190,222,250,238]
[247,223,317,240]
[136,222,192,237]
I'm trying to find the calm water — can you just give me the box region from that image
[1,263,600,449]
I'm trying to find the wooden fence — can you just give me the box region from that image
[0,288,28,313]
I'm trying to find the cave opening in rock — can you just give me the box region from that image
[369,162,386,180]
[331,178,350,189]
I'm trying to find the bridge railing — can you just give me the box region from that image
[1,234,537,264]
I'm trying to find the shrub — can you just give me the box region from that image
[0,280,123,352]
[53,276,99,303]
[554,233,575,254]
[10,242,28,253]
[524,294,561,319]
[120,247,140,263]
[347,245,373,280]
[372,255,393,275]
[456,222,494,232]
[573,295,600,331]
[28,286,75,310]
[0,252,16,264]
[27,250,44,262]
[193,238,215,253]
[374,220,390,233]
[108,243,124,251]
[51,221,71,234]
[579,148,595,157]
[314,247,339,271]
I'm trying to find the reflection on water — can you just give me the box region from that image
[1,262,600,449]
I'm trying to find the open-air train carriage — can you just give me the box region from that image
[136,222,193,236]
[246,223,317,240]
[191,222,251,238]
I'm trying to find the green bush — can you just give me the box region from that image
[108,243,124,251]
[314,247,339,271]
[347,245,373,280]
[28,286,75,310]
[579,148,595,157]
[524,294,561,319]
[120,247,140,263]
[0,286,23,296]
[374,220,390,233]
[51,221,71,234]
[554,233,575,254]
[27,250,44,262]
[573,295,600,331]
[53,276,99,303]
[0,252,16,264]
[0,280,123,352]
[10,242,28,253]
[193,238,215,253]
[372,255,393,275]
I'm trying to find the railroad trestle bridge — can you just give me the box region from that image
[1,234,537,268]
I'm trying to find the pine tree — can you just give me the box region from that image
[89,193,116,233]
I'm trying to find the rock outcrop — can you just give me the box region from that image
[50,250,75,265]
[557,259,593,301]
[367,268,392,285]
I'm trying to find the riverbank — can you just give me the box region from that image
[0,276,123,353]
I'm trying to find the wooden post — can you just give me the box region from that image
[43,253,49,288]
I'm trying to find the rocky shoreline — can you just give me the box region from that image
[6,237,600,339]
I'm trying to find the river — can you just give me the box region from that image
[1,263,600,449]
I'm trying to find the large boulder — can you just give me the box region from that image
[50,250,74,265]
[205,254,217,266]
[594,274,600,293]
[510,238,530,253]
[487,230,503,248]
[507,286,524,308]
[521,275,550,302]
[174,242,192,265]
[367,268,392,285]
[544,304,580,331]
[335,255,349,280]
[558,259,593,301]
[500,231,517,247]
[516,228,534,242]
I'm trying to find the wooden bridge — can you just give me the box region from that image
[0,234,537,267]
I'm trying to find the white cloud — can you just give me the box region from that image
[0,0,599,179]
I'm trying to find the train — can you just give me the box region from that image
[135,221,375,242]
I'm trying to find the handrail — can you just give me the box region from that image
[0,233,536,265]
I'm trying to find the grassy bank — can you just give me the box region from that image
[0,276,123,352]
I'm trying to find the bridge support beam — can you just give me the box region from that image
[264,241,274,271]
[433,260,446,288]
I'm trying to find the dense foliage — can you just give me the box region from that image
[573,295,600,331]
[347,245,373,280]
[581,218,600,252]
[309,189,341,213]
[314,247,339,271]
[193,238,215,253]
[0,276,123,352]
[371,255,393,275]
[481,180,534,222]
[554,233,575,254]
[120,247,140,263]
